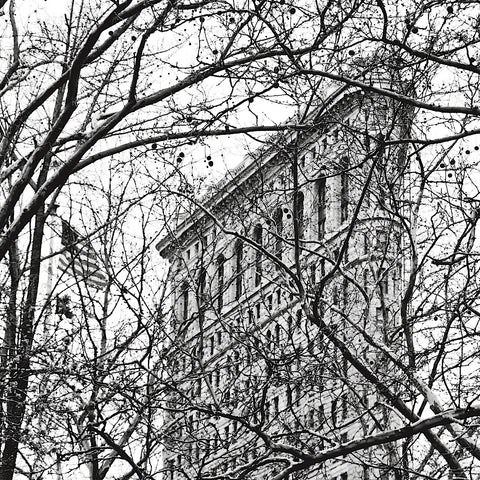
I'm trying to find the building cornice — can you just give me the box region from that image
[156,86,367,259]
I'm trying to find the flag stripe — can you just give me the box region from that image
[57,219,108,289]
[59,249,104,273]
[58,255,107,283]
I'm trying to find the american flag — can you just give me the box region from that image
[58,219,108,289]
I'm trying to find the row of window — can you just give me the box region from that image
[177,167,346,314]
[179,234,397,325]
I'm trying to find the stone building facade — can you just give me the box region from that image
[157,86,408,480]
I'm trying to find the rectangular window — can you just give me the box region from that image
[198,267,207,304]
[217,255,225,311]
[363,269,368,290]
[274,208,283,260]
[235,241,243,299]
[254,224,263,286]
[181,283,189,321]
[308,409,315,428]
[321,137,327,153]
[340,156,349,223]
[317,176,326,239]
[342,393,348,419]
[295,191,305,238]
[342,277,348,306]
[331,399,338,426]
[379,268,389,294]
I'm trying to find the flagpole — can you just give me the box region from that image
[42,205,59,342]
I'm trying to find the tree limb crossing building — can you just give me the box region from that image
[156,87,410,480]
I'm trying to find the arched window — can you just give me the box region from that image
[217,254,225,311]
[295,191,305,238]
[253,224,263,286]
[273,208,283,260]
[234,240,243,299]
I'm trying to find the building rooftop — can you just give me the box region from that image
[156,85,364,257]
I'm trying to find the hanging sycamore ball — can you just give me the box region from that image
[151,143,157,150]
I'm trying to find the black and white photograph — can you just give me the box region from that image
[0,0,479,479]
